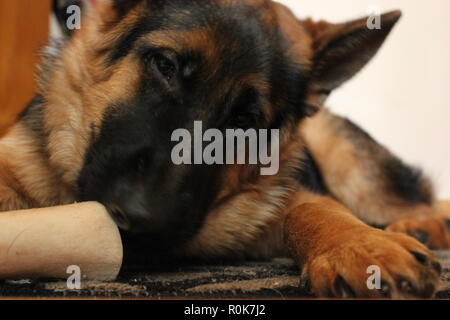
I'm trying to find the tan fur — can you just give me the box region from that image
[299,108,449,249]
[301,109,435,225]
[0,123,75,211]
[43,15,144,187]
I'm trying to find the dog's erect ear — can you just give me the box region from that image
[302,10,402,100]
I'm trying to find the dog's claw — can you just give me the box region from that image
[431,261,442,274]
[333,275,356,298]
[411,251,429,264]
[299,273,313,295]
[398,278,414,294]
[408,230,430,246]
[380,280,391,298]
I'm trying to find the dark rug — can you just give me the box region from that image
[0,251,449,299]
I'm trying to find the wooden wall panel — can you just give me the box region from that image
[0,0,51,137]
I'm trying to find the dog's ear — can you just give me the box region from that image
[302,10,402,102]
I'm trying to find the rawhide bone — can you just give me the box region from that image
[0,202,123,281]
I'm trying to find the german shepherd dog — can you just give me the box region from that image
[1,0,449,298]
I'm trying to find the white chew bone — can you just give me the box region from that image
[0,202,123,281]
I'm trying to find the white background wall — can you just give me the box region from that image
[277,0,450,199]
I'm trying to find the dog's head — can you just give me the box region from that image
[41,0,400,252]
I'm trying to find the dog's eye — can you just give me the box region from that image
[152,53,176,81]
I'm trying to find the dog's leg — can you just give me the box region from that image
[285,191,441,298]
[0,122,75,211]
[0,165,36,211]
[300,108,450,249]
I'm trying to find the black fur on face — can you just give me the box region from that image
[77,0,312,255]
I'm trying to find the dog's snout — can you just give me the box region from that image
[106,196,177,236]
[107,204,132,231]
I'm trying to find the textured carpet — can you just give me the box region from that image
[0,251,449,299]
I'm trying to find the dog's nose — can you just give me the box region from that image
[106,200,173,235]
[107,204,132,231]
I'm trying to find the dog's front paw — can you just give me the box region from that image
[387,216,450,249]
[303,229,441,298]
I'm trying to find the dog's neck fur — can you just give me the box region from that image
[0,37,90,210]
